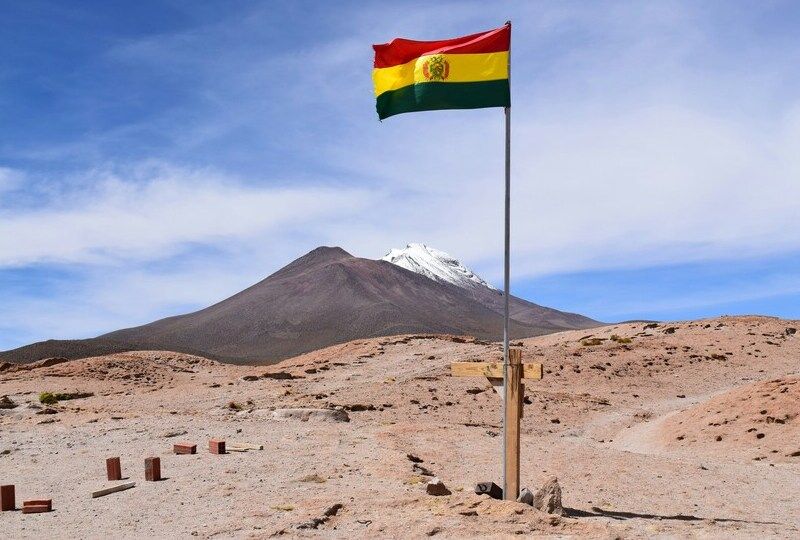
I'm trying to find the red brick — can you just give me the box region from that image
[173,443,197,455]
[0,485,14,511]
[22,504,51,514]
[144,457,161,481]
[208,439,226,454]
[106,457,122,481]
[22,499,52,511]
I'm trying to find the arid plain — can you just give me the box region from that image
[1,316,798,538]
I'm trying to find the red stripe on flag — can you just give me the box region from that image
[373,24,510,69]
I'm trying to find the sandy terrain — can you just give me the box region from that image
[1,316,798,538]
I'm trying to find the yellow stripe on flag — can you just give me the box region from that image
[372,51,509,97]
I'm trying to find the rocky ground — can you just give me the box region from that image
[1,316,798,538]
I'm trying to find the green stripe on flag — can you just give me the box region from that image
[376,79,510,120]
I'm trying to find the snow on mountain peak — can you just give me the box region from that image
[380,243,496,291]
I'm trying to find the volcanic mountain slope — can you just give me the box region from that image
[0,246,599,365]
[382,243,598,330]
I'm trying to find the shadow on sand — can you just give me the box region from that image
[566,507,784,526]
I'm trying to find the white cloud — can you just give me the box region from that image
[0,164,375,267]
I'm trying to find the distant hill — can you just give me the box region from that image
[0,245,600,365]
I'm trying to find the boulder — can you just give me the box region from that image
[272,408,350,423]
[425,477,451,496]
[516,487,534,505]
[532,476,564,515]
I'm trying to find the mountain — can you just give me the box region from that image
[382,243,599,330]
[382,244,496,291]
[0,246,600,365]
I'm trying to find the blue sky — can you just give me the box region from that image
[2,0,800,350]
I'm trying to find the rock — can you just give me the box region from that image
[38,357,69,368]
[323,504,343,517]
[162,429,189,438]
[262,371,297,380]
[516,487,534,505]
[466,387,485,395]
[0,396,17,409]
[532,476,565,515]
[296,503,343,529]
[425,477,451,496]
[240,375,259,382]
[298,474,326,483]
[345,404,375,412]
[272,408,350,423]
[786,327,797,336]
[475,481,503,499]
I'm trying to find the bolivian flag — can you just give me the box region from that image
[372,24,510,120]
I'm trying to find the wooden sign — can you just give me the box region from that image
[451,349,542,500]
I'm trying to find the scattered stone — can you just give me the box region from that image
[299,474,326,483]
[0,396,16,409]
[272,408,350,423]
[532,477,564,515]
[426,477,451,496]
[475,481,503,499]
[663,327,677,334]
[262,371,298,380]
[516,487,534,505]
[344,404,375,412]
[240,375,259,382]
[466,387,485,395]
[162,429,188,438]
[297,503,343,530]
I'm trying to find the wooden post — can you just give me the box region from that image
[450,349,542,501]
[504,348,522,500]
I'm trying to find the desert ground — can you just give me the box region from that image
[1,315,798,538]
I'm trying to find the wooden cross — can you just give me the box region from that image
[451,349,543,500]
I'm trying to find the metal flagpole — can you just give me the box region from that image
[502,20,512,499]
